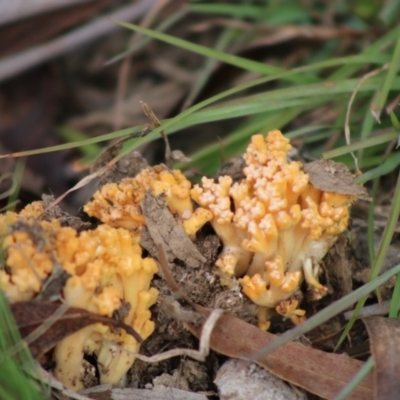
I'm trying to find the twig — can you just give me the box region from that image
[0,0,152,83]
[344,301,390,320]
[141,101,172,167]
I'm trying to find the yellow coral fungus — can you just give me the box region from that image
[53,224,159,390]
[0,211,158,391]
[84,165,211,236]
[191,130,359,328]
[0,209,62,302]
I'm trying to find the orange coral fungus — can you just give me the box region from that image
[191,130,359,329]
[0,207,158,390]
[84,165,211,236]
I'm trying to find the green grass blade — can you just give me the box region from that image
[356,151,400,183]
[113,20,318,83]
[389,273,400,318]
[181,24,239,110]
[376,34,400,112]
[323,131,398,158]
[0,292,48,400]
[367,178,379,264]
[0,126,144,158]
[389,110,400,130]
[188,3,267,19]
[2,51,394,161]
[105,9,186,66]
[329,26,400,81]
[334,357,374,400]
[56,126,101,157]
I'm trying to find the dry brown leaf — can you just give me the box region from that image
[10,301,141,357]
[187,306,373,400]
[363,316,400,400]
[304,159,370,199]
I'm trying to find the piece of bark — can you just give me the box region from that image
[140,192,206,269]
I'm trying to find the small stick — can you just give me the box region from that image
[140,101,173,167]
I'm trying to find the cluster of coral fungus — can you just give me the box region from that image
[190,130,356,329]
[1,129,359,390]
[0,202,158,390]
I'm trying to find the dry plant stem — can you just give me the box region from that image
[113,0,170,130]
[0,0,152,83]
[191,20,372,45]
[140,101,172,166]
[344,300,391,320]
[344,63,389,172]
[386,93,400,114]
[42,164,112,211]
[132,309,224,363]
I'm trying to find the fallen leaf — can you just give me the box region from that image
[304,159,369,199]
[10,301,142,357]
[363,316,400,400]
[187,306,373,400]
